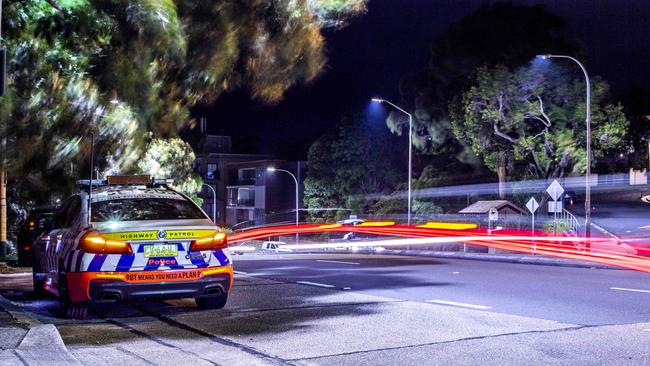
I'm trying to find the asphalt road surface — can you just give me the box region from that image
[570,190,650,244]
[2,253,650,365]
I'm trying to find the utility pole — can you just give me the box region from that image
[0,0,7,254]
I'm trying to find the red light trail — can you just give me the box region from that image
[228,222,650,274]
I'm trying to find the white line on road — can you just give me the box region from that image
[233,271,248,275]
[342,287,352,290]
[427,300,492,310]
[296,281,336,288]
[315,260,360,265]
[0,272,31,278]
[610,287,650,294]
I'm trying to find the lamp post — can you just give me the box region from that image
[267,167,299,243]
[536,54,592,245]
[371,98,413,226]
[202,183,217,223]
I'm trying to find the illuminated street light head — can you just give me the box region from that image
[266,167,276,172]
[536,54,551,60]
[371,98,384,103]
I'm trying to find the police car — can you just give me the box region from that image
[31,175,232,318]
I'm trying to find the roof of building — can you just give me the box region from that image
[458,200,526,215]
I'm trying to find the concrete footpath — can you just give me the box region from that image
[0,294,81,365]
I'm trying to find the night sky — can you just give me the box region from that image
[194,0,650,161]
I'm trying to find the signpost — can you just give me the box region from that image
[546,179,564,236]
[526,197,539,254]
[488,208,498,233]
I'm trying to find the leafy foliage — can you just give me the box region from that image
[304,113,404,221]
[1,0,367,205]
[451,64,629,181]
[389,3,579,186]
[136,137,202,204]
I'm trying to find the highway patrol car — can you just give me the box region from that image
[31,175,232,318]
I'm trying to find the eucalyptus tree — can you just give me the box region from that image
[450,64,628,197]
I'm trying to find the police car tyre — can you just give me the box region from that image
[195,293,228,309]
[31,262,47,297]
[58,267,89,319]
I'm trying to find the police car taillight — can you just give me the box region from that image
[189,232,227,252]
[80,231,133,255]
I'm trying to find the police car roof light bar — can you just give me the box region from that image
[107,175,150,185]
[151,178,174,186]
[77,179,107,186]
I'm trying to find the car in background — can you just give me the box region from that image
[337,218,365,240]
[562,190,578,206]
[16,207,56,266]
[31,175,232,318]
[261,241,291,253]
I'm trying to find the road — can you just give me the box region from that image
[2,253,650,365]
[564,190,650,253]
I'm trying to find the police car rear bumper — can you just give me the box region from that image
[67,266,233,302]
[89,274,230,302]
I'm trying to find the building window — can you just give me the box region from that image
[227,187,255,207]
[206,163,217,180]
[238,168,256,185]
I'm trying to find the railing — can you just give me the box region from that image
[558,208,581,237]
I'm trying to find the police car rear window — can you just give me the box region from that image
[91,198,206,222]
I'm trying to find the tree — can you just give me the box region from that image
[304,113,404,221]
[0,0,367,243]
[388,3,579,186]
[136,137,203,204]
[620,89,650,170]
[451,64,629,197]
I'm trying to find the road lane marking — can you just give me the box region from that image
[452,272,460,275]
[233,271,248,275]
[0,272,31,278]
[316,260,360,265]
[342,287,352,290]
[426,300,491,310]
[610,287,650,294]
[296,281,335,288]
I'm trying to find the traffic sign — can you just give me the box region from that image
[526,197,539,214]
[546,179,564,201]
[489,208,498,221]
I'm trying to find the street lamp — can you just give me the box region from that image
[267,167,299,242]
[372,97,413,225]
[202,183,217,223]
[536,54,592,243]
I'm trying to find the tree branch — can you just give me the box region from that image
[528,147,544,177]
[46,0,63,11]
[492,120,518,143]
[536,96,552,127]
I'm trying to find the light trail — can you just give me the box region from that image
[227,223,650,274]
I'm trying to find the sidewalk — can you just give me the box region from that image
[0,295,81,365]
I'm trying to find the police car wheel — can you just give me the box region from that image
[58,268,89,319]
[32,262,47,297]
[195,293,228,310]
